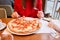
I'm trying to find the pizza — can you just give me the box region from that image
[7,17,41,34]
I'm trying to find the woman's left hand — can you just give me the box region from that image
[37,11,44,19]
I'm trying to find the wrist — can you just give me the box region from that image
[38,11,43,13]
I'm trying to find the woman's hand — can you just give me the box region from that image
[11,12,20,18]
[37,11,44,19]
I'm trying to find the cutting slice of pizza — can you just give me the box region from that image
[7,17,41,34]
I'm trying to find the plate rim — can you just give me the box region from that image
[0,22,6,30]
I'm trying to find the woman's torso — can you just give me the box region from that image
[14,0,40,17]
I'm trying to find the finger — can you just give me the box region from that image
[11,12,20,18]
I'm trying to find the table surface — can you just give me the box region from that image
[0,18,60,40]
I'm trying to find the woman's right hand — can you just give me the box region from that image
[11,12,20,18]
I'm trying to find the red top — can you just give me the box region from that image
[14,0,42,18]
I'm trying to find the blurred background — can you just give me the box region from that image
[0,0,60,20]
[44,0,60,20]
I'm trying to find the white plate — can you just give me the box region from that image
[0,22,6,30]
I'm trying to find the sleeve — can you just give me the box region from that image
[36,0,42,11]
[14,0,24,14]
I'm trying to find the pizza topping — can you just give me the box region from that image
[8,17,41,33]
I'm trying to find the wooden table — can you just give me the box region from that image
[0,18,60,40]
